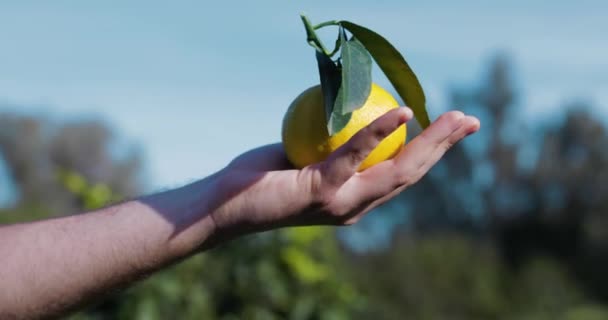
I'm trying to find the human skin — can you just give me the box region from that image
[0,108,479,319]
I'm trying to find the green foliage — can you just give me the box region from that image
[0,204,52,224]
[57,168,119,210]
[315,50,343,126]
[301,15,430,134]
[68,226,362,320]
[340,21,430,128]
[336,34,372,117]
[328,31,372,135]
[350,234,608,320]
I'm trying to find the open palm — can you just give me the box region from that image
[207,108,480,240]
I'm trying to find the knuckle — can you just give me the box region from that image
[373,126,389,141]
[347,127,380,163]
[304,166,329,203]
[348,145,366,166]
[365,121,392,144]
[369,121,389,140]
[308,177,338,210]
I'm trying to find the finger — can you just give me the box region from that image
[342,111,479,202]
[320,107,412,187]
[392,113,479,186]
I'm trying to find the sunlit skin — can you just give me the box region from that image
[0,108,479,319]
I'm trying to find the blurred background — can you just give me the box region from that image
[1,1,607,319]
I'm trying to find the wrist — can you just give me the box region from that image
[139,175,220,260]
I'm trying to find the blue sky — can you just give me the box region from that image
[1,0,607,193]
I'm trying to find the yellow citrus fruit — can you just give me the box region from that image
[282,82,406,171]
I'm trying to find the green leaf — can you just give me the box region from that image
[328,96,352,136]
[327,31,372,135]
[337,33,372,115]
[340,21,431,128]
[316,50,341,124]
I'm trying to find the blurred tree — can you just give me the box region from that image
[0,112,143,219]
[350,233,593,320]
[346,53,608,318]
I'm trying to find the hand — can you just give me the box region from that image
[205,108,480,243]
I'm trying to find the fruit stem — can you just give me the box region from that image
[314,20,340,30]
[300,13,331,56]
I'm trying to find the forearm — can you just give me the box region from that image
[0,178,216,319]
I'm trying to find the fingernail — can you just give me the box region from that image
[402,107,413,119]
[465,116,481,136]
